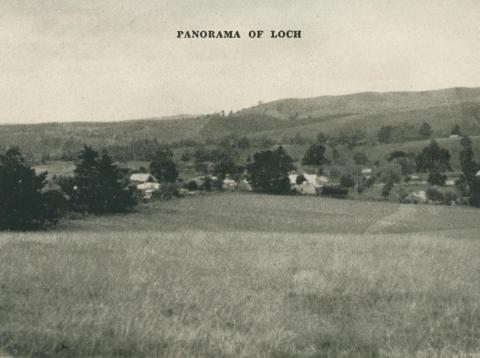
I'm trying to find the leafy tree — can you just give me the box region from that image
[302,144,329,166]
[353,152,369,165]
[426,188,444,202]
[382,179,394,200]
[451,124,461,136]
[459,135,478,186]
[388,150,409,161]
[427,170,446,186]
[395,157,417,176]
[381,162,403,183]
[419,122,433,139]
[470,178,480,207]
[0,147,65,230]
[213,155,237,180]
[180,151,192,162]
[317,132,328,143]
[340,174,355,188]
[460,135,472,148]
[71,146,136,214]
[377,125,394,143]
[247,146,294,194]
[416,140,451,173]
[149,149,178,183]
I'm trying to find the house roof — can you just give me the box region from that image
[476,170,480,177]
[130,173,157,183]
[288,174,298,184]
[303,174,318,184]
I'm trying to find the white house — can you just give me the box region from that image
[130,173,158,184]
[476,170,480,178]
[222,178,237,191]
[130,173,160,200]
[290,173,320,195]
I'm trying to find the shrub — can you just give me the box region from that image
[382,180,394,199]
[186,180,199,191]
[444,191,458,205]
[153,183,180,201]
[426,188,444,202]
[202,176,212,191]
[321,186,348,198]
[427,171,446,186]
[353,152,368,165]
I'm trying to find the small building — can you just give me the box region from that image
[222,178,237,191]
[449,134,460,139]
[317,175,329,186]
[130,173,160,200]
[130,173,158,184]
[238,179,252,192]
[404,190,427,204]
[406,174,424,185]
[361,168,373,179]
[290,173,320,195]
[445,172,461,186]
[476,170,480,178]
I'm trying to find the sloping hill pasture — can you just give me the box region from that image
[1,193,480,357]
[3,87,480,163]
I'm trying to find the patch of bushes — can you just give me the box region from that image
[426,188,444,202]
[321,186,348,198]
[152,183,180,201]
[340,174,355,188]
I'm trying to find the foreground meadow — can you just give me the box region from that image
[1,193,480,357]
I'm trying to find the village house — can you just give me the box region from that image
[289,173,321,195]
[129,173,160,200]
[222,174,237,191]
[444,172,462,186]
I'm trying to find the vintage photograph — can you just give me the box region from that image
[1,1,480,357]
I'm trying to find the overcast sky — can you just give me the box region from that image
[1,0,479,123]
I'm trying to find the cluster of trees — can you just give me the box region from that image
[458,135,480,206]
[0,146,137,230]
[377,122,433,144]
[415,140,451,185]
[0,148,67,230]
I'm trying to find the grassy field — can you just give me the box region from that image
[1,193,480,357]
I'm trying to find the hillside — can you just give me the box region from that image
[2,87,480,162]
[213,87,480,141]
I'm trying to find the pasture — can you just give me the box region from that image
[1,193,480,357]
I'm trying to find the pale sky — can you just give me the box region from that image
[1,0,479,123]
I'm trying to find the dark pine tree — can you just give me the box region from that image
[0,147,65,230]
[72,146,136,214]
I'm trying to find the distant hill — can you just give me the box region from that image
[210,87,480,140]
[2,87,480,162]
[0,115,208,161]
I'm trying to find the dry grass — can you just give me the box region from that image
[1,194,480,357]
